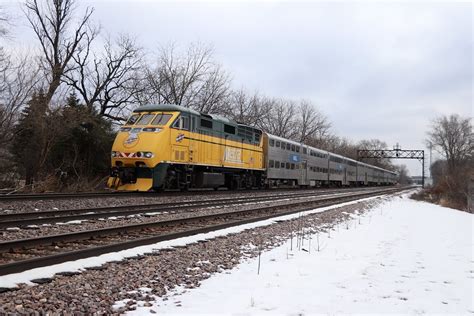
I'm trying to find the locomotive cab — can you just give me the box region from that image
[108,104,181,191]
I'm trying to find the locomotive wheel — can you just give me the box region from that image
[153,185,165,193]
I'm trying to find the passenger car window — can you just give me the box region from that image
[291,144,295,152]
[135,114,155,125]
[275,161,280,168]
[303,147,307,154]
[151,114,172,126]
[276,141,280,147]
[269,139,275,147]
[286,143,291,150]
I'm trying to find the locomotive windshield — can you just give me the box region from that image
[125,114,139,125]
[151,113,172,126]
[135,114,155,125]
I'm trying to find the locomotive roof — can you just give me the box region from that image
[134,104,258,128]
[133,104,202,116]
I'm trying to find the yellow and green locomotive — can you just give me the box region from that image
[107,104,265,191]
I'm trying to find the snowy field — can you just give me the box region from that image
[129,193,474,315]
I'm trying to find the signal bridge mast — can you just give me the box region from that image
[357,143,425,187]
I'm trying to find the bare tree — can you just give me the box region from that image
[296,100,331,143]
[0,53,39,147]
[427,114,473,172]
[143,43,230,113]
[357,139,394,170]
[64,34,143,121]
[430,159,447,186]
[23,0,94,105]
[395,164,410,184]
[425,114,472,209]
[257,98,298,139]
[310,134,357,158]
[358,139,388,151]
[0,6,10,38]
[220,89,269,126]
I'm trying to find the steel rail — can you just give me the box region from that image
[0,189,369,228]
[0,187,405,277]
[0,191,152,201]
[0,185,384,201]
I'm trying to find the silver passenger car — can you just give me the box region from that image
[264,133,398,187]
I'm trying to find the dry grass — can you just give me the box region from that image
[410,185,470,213]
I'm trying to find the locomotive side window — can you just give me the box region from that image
[151,114,172,126]
[135,114,155,125]
[125,114,140,125]
[254,132,261,143]
[201,118,213,129]
[172,115,189,130]
[181,116,189,130]
[224,124,236,134]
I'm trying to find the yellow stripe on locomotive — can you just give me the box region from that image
[108,104,265,191]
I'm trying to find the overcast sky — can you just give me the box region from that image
[4,0,473,176]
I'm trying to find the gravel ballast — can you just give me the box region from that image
[0,194,333,241]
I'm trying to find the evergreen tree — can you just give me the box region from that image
[11,90,48,186]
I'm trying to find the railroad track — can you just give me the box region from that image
[0,185,382,201]
[0,188,378,229]
[0,187,405,277]
[0,190,151,201]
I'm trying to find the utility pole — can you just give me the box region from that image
[429,142,433,178]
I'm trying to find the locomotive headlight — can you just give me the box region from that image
[111,151,119,158]
[135,151,154,158]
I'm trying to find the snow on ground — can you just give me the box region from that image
[129,193,474,315]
